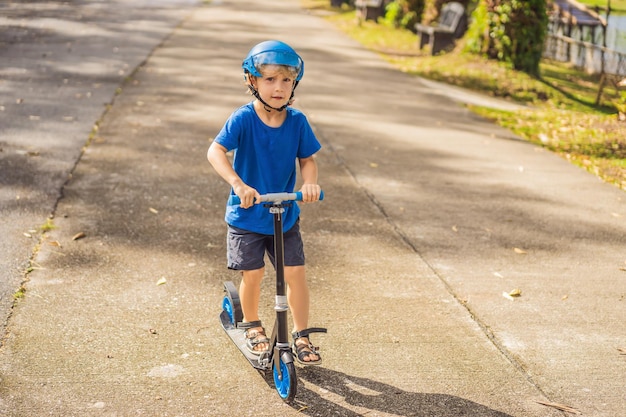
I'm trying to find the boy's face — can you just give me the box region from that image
[252,65,296,109]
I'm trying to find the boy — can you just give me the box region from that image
[207,40,324,365]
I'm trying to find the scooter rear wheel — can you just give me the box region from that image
[222,296,236,325]
[222,281,243,325]
[273,355,297,403]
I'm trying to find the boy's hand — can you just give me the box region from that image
[299,183,321,203]
[233,182,259,209]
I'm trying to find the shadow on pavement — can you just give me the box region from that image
[294,367,513,417]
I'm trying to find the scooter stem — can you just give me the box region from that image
[270,204,290,346]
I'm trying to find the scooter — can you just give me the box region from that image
[219,191,326,403]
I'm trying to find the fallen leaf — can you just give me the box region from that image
[618,347,626,355]
[48,241,62,247]
[72,232,86,241]
[156,277,167,286]
[562,295,569,300]
[535,400,581,415]
[502,292,515,301]
[149,207,159,214]
[503,288,522,300]
[513,247,527,254]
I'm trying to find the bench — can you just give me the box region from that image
[355,0,387,22]
[415,2,467,55]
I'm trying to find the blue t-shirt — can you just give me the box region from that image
[214,102,321,235]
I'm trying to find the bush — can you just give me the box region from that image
[463,0,547,77]
[383,0,425,30]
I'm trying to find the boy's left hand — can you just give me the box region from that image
[299,184,321,203]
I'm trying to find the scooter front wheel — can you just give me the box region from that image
[273,354,297,403]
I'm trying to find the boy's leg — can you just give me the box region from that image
[240,268,265,322]
[240,268,269,352]
[284,266,309,330]
[285,266,319,363]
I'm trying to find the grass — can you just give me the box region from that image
[40,218,56,232]
[579,0,626,14]
[302,0,626,190]
[13,285,26,300]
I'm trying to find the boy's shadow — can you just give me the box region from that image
[293,367,514,417]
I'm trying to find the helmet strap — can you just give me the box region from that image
[247,81,299,113]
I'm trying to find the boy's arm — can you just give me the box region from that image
[298,155,321,203]
[207,141,259,208]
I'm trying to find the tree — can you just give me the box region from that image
[464,0,548,77]
[383,0,425,30]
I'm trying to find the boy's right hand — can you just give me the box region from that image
[233,182,260,209]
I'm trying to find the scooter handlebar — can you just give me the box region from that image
[227,190,324,206]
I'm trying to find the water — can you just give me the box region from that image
[607,14,626,53]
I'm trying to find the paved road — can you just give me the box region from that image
[1,1,625,416]
[0,0,197,339]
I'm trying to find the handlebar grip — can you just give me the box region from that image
[227,190,324,206]
[294,190,325,201]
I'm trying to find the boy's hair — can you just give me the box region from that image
[245,64,299,85]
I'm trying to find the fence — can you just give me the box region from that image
[543,33,626,78]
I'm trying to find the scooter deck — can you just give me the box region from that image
[219,310,270,371]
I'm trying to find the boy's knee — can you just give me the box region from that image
[284,266,305,283]
[242,268,265,283]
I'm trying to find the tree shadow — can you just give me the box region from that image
[537,77,616,114]
[293,367,513,417]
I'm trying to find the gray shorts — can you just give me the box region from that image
[226,220,305,271]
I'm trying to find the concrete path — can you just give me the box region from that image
[1,1,625,416]
[0,0,198,337]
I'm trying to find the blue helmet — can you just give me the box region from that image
[242,40,304,81]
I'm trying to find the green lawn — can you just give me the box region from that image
[304,1,626,190]
[578,0,626,14]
